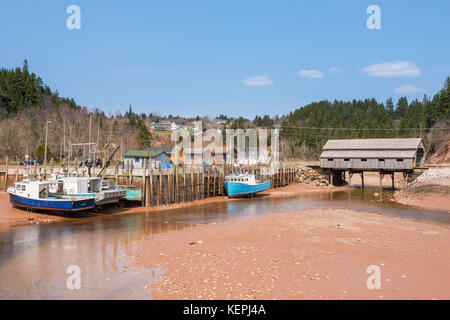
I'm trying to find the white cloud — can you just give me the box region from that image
[329,67,343,74]
[297,70,324,79]
[242,75,274,87]
[362,61,421,77]
[394,84,423,94]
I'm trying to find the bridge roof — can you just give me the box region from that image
[322,138,423,151]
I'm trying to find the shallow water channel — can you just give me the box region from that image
[0,187,448,299]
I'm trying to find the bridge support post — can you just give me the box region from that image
[360,172,364,189]
[391,172,395,189]
[402,171,409,190]
[379,172,385,190]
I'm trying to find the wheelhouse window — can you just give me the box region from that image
[344,158,349,162]
[22,185,26,191]
[327,158,333,161]
[361,158,367,162]
[396,159,403,162]
[378,158,385,162]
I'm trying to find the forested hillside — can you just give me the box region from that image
[0,60,78,116]
[0,61,156,161]
[0,61,449,162]
[281,78,450,159]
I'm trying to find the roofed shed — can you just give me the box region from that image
[124,150,171,169]
[320,138,426,171]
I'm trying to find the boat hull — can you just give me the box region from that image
[225,180,271,198]
[9,193,95,212]
[125,189,142,201]
[65,190,126,205]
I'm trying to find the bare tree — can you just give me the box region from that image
[0,120,21,160]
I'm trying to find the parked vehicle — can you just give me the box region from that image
[78,159,103,168]
[19,159,42,166]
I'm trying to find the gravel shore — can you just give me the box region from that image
[394,168,450,211]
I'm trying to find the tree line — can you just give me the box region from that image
[0,60,448,161]
[281,77,450,158]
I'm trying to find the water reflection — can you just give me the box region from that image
[0,188,448,299]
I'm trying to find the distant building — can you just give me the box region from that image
[150,124,167,131]
[170,122,180,130]
[182,145,235,165]
[215,119,227,125]
[181,124,194,130]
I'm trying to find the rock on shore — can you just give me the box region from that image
[295,165,329,186]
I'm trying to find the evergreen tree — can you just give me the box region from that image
[136,121,152,149]
[385,98,394,116]
[33,144,51,162]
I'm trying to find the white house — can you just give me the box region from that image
[170,122,180,130]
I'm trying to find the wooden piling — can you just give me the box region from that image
[175,166,179,203]
[126,160,130,185]
[4,157,8,190]
[213,168,216,197]
[183,163,186,202]
[206,168,210,198]
[149,169,154,206]
[142,167,146,207]
[159,170,162,205]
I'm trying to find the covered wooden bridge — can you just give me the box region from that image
[319,138,426,188]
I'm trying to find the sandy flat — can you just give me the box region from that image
[133,208,450,300]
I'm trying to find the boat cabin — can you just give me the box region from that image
[225,174,257,185]
[58,177,102,195]
[13,180,50,199]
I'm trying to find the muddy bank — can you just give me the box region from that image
[133,208,450,300]
[0,183,331,231]
[0,192,67,231]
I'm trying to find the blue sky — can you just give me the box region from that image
[1,0,449,118]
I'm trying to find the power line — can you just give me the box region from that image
[279,125,449,131]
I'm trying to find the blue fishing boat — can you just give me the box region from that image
[8,180,95,212]
[224,173,271,198]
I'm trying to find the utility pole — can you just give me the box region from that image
[43,120,50,177]
[88,114,92,157]
[97,117,100,162]
[63,116,66,157]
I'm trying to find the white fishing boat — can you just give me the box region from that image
[54,176,126,205]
